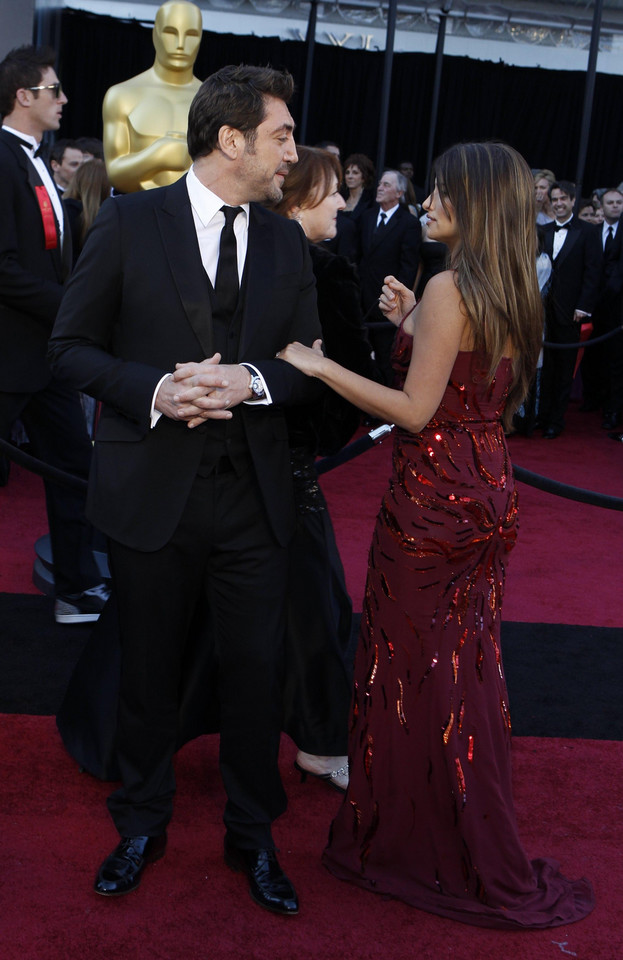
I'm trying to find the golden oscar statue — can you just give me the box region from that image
[102,0,203,192]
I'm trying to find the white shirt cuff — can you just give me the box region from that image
[150,372,173,428]
[241,363,272,405]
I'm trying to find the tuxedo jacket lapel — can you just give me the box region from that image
[370,206,406,253]
[239,205,275,356]
[543,224,555,259]
[554,219,580,270]
[156,179,214,358]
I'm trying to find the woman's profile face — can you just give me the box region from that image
[298,174,346,243]
[344,165,363,191]
[423,183,458,248]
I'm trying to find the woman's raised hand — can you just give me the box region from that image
[379,276,416,327]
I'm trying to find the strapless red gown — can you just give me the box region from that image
[323,328,594,928]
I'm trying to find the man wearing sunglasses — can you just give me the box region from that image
[0,45,107,623]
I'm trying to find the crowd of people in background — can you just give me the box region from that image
[9,125,623,450]
[311,145,623,441]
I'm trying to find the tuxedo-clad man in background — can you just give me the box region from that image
[50,138,84,192]
[540,180,602,438]
[581,188,623,432]
[358,169,421,383]
[49,64,322,915]
[0,45,107,622]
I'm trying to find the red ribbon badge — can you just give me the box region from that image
[34,185,58,250]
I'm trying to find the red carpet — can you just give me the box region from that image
[1,401,621,957]
[1,716,620,960]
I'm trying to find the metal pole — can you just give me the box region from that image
[299,0,318,145]
[375,0,399,177]
[425,2,453,184]
[574,0,604,204]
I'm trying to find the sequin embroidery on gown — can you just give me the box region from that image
[323,325,594,928]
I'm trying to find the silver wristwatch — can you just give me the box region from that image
[249,372,265,400]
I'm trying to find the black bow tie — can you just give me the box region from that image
[10,133,45,158]
[554,222,570,232]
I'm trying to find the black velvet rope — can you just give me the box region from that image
[316,429,623,511]
[541,325,623,350]
[511,465,623,511]
[2,430,622,511]
[0,437,88,492]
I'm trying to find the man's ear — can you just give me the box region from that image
[14,88,31,109]
[218,125,244,159]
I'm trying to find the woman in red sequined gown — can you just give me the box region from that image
[280,142,594,928]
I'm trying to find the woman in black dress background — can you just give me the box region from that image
[270,145,380,788]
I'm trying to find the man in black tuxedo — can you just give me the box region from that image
[0,45,106,621]
[358,169,421,382]
[49,138,84,193]
[582,188,623,431]
[540,180,602,437]
[49,65,322,915]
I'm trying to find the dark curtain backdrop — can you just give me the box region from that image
[57,8,623,191]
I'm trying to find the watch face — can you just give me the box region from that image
[251,376,263,396]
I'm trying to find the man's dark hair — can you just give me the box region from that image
[76,136,104,159]
[187,64,294,160]
[50,138,79,165]
[549,179,576,200]
[0,45,56,119]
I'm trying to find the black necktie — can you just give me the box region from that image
[605,225,614,254]
[376,212,387,232]
[215,205,242,318]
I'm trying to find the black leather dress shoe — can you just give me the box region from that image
[542,425,562,439]
[94,834,167,896]
[224,839,299,915]
[608,431,623,442]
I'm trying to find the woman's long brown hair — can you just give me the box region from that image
[432,142,543,428]
[64,159,111,246]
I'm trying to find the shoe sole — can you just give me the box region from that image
[55,612,102,624]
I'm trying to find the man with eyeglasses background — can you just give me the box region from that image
[0,44,109,623]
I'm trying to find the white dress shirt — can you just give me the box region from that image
[602,219,619,249]
[552,215,573,260]
[150,166,270,426]
[376,203,399,228]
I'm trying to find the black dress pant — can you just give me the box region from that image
[106,465,288,848]
[0,378,100,596]
[540,317,580,431]
[582,302,623,415]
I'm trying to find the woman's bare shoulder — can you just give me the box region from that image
[421,269,460,299]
